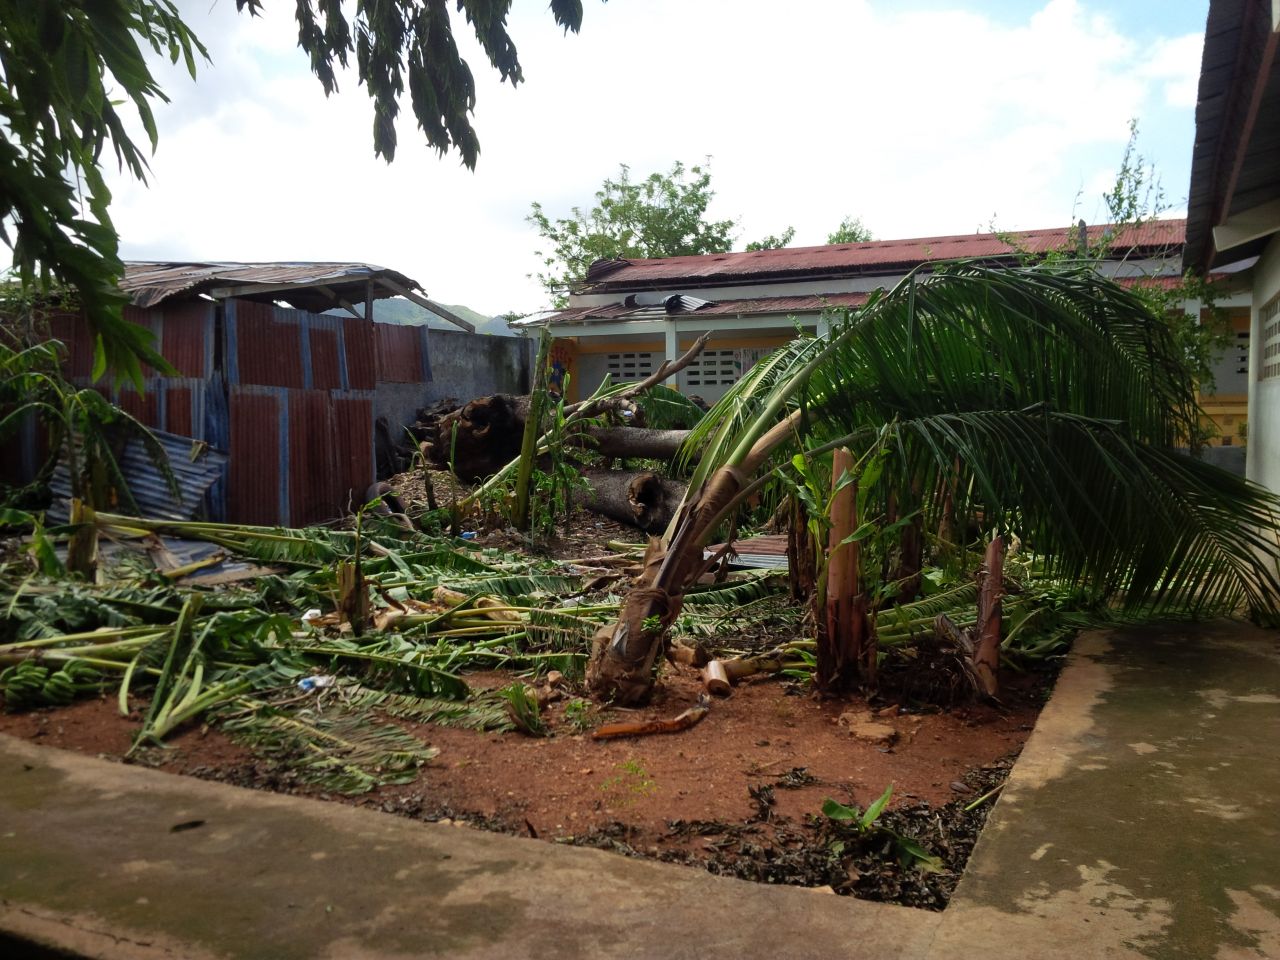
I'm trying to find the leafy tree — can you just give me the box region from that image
[745,226,796,251]
[0,0,205,385]
[528,161,738,307]
[243,0,593,167]
[827,216,874,245]
[1,0,596,385]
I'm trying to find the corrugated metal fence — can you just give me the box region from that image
[7,298,416,527]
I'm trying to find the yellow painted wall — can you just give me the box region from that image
[1198,309,1252,447]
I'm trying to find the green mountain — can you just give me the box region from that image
[342,298,517,336]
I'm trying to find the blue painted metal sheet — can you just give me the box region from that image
[48,428,228,522]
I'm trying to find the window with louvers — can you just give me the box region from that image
[1260,294,1280,381]
[605,352,656,384]
[685,350,740,388]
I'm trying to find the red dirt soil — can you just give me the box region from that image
[0,662,1042,846]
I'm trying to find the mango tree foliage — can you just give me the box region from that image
[529,162,738,307]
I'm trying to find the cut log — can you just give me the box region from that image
[414,393,692,482]
[581,470,687,534]
[583,426,690,461]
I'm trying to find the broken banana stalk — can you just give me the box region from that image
[591,694,711,740]
[716,641,815,684]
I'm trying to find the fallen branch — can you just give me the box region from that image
[565,332,712,419]
[590,693,711,740]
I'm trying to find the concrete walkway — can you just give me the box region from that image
[0,734,933,960]
[1,622,1278,959]
[928,622,1280,960]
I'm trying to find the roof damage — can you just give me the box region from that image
[121,261,476,333]
[576,220,1186,293]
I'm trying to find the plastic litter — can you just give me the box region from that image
[298,675,336,693]
[460,531,478,541]
[300,608,323,624]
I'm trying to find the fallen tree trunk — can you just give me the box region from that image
[414,397,692,481]
[584,426,690,461]
[414,334,711,484]
[582,470,686,534]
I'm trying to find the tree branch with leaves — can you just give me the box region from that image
[528,161,738,307]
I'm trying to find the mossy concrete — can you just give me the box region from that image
[0,732,935,960]
[926,622,1280,960]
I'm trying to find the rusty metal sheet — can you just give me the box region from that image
[332,394,374,516]
[155,300,214,378]
[375,323,426,383]
[121,261,425,312]
[228,388,283,526]
[308,327,343,390]
[343,317,377,390]
[116,382,161,428]
[226,299,305,388]
[286,389,337,526]
[47,311,96,379]
[581,220,1188,291]
[165,384,194,437]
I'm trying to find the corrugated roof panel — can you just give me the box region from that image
[542,291,872,326]
[120,261,426,310]
[48,429,227,522]
[228,388,283,526]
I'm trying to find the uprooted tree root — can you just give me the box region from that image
[876,634,988,708]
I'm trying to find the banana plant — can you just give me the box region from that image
[586,262,1280,704]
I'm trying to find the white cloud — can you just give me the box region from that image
[104,0,1203,314]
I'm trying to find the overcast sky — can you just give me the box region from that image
[106,0,1209,316]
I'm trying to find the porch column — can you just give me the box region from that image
[665,321,680,391]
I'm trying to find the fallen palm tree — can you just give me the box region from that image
[586,262,1280,705]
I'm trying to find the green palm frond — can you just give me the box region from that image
[680,334,826,485]
[676,261,1280,621]
[346,686,515,731]
[683,571,787,608]
[526,608,597,651]
[634,384,706,430]
[443,573,584,599]
[221,703,438,794]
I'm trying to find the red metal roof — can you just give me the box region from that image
[581,219,1187,291]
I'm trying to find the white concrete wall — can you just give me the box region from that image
[1246,234,1280,492]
